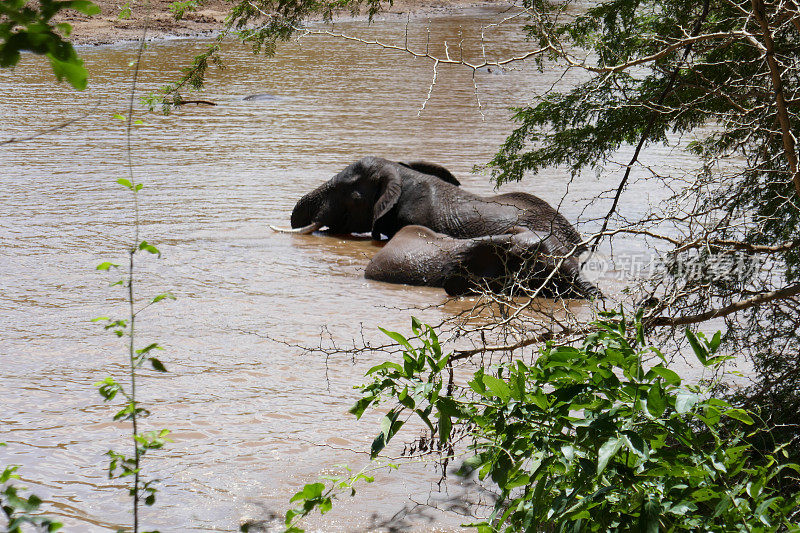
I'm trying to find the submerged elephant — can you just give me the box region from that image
[365,225,601,298]
[275,157,585,254]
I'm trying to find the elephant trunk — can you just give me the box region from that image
[291,183,328,229]
[550,255,604,300]
[573,275,603,300]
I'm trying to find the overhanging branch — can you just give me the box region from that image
[647,283,800,327]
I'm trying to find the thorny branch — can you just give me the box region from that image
[590,0,712,252]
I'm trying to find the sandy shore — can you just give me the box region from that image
[63,0,499,45]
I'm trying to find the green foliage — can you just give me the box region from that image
[337,316,800,531]
[276,465,378,533]
[489,0,800,277]
[94,178,173,532]
[169,0,200,20]
[482,0,800,467]
[228,0,387,54]
[0,0,99,89]
[118,2,132,20]
[1,445,62,533]
[491,0,756,180]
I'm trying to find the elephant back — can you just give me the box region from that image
[398,161,461,186]
[490,192,586,255]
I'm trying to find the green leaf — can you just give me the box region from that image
[504,473,530,490]
[438,411,451,444]
[468,370,486,395]
[63,0,101,15]
[349,396,373,420]
[152,292,176,304]
[668,501,698,515]
[724,408,754,425]
[598,437,622,474]
[136,343,162,355]
[685,328,708,365]
[371,410,404,458]
[1,465,20,483]
[709,331,722,352]
[138,241,161,256]
[640,496,661,533]
[365,361,403,375]
[96,262,119,271]
[398,387,415,409]
[289,482,324,504]
[118,2,132,19]
[117,178,134,190]
[701,405,721,427]
[481,375,511,402]
[675,391,699,414]
[47,53,89,90]
[646,381,667,417]
[436,396,462,417]
[621,431,648,460]
[378,327,414,353]
[149,357,167,372]
[646,365,681,386]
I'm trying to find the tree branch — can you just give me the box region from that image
[590,0,712,252]
[751,0,800,197]
[451,330,560,360]
[647,283,800,327]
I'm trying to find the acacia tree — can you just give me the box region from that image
[483,0,800,443]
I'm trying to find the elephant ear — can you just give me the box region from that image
[371,166,403,239]
[399,161,460,186]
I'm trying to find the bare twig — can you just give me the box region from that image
[0,102,99,146]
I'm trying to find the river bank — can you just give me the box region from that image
[64,0,500,45]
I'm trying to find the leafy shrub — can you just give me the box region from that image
[288,314,800,532]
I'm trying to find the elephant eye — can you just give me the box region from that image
[351,191,362,201]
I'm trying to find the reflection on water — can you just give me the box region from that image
[0,6,695,531]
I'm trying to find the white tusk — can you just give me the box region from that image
[269,222,322,234]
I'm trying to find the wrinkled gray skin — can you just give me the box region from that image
[290,156,586,253]
[365,225,602,298]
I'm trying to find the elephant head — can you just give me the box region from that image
[285,157,460,238]
[290,157,402,239]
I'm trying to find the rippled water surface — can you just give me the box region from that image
[0,7,706,531]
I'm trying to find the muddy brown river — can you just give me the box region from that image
[0,6,715,531]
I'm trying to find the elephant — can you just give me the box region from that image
[364,225,602,298]
[276,157,586,256]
